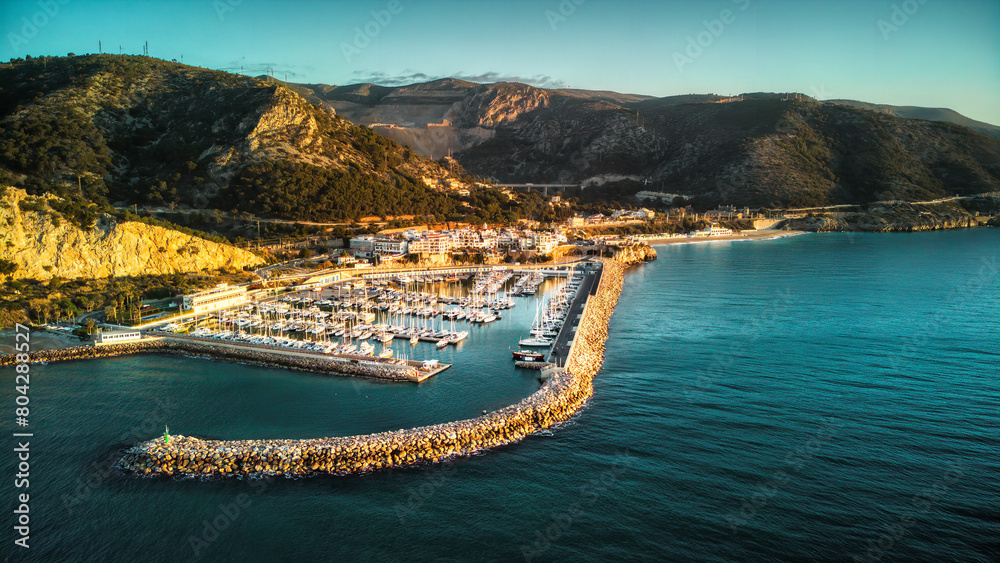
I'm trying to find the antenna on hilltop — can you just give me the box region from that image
[99,40,102,54]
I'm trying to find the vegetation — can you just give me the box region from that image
[0,55,488,228]
[0,268,255,328]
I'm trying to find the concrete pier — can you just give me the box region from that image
[0,337,445,382]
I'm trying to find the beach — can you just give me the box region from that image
[642,229,807,245]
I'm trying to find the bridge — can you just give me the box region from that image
[494,183,579,195]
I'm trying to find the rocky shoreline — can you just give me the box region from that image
[781,200,998,233]
[0,339,418,381]
[115,254,641,478]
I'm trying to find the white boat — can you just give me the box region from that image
[436,339,448,349]
[519,337,554,348]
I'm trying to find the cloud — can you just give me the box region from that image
[349,70,567,89]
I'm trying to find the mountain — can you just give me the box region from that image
[314,80,1000,207]
[1,187,262,281]
[826,100,1000,139]
[0,55,478,224]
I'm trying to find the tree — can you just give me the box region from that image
[83,318,96,335]
[0,259,17,281]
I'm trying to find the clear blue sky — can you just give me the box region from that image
[2,0,998,125]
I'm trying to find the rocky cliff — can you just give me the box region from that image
[612,243,658,264]
[782,200,997,232]
[0,188,262,280]
[316,79,1000,208]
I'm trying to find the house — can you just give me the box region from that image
[95,329,142,346]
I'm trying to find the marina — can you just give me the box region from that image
[128,263,589,382]
[113,255,633,479]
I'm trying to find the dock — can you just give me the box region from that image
[152,333,451,382]
[546,262,603,364]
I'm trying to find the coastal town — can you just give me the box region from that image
[25,202,767,350]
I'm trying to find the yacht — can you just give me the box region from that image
[518,336,554,348]
[512,349,545,361]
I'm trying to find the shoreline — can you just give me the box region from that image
[642,229,807,246]
[114,256,637,478]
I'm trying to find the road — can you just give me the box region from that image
[546,262,601,366]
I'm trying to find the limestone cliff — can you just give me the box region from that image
[0,188,263,281]
[611,243,658,265]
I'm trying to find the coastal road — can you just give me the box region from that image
[547,261,602,366]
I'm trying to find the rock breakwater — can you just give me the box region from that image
[116,258,635,478]
[0,339,417,381]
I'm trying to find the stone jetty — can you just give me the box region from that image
[0,339,418,382]
[113,251,653,478]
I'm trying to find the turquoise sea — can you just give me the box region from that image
[2,230,998,562]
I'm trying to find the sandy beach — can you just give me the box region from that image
[643,229,807,246]
[0,328,85,354]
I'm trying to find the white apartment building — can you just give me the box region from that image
[350,236,375,253]
[451,229,487,250]
[532,231,558,254]
[181,284,248,314]
[408,232,452,254]
[373,237,407,255]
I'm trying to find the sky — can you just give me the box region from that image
[2,0,998,125]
